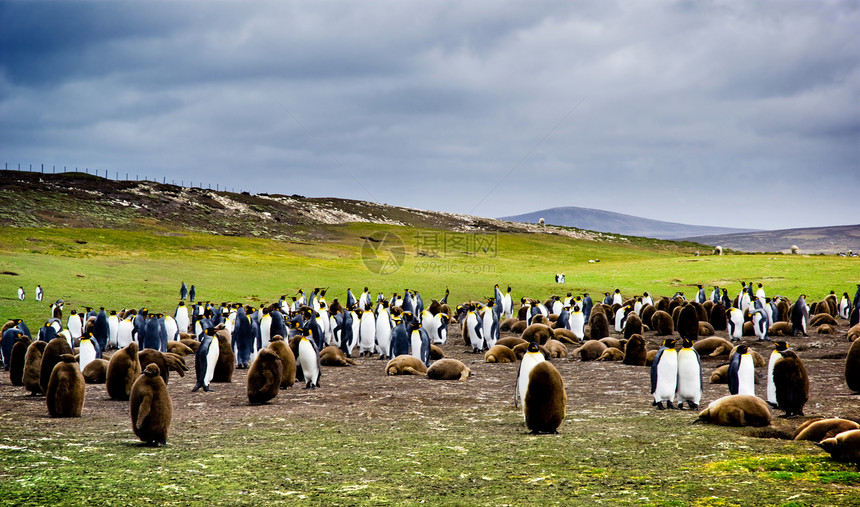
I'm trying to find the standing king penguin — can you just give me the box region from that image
[651,339,678,410]
[729,345,756,396]
[676,338,702,410]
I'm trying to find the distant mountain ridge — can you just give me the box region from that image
[682,225,860,255]
[499,206,757,240]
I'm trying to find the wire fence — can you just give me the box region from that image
[2,162,240,193]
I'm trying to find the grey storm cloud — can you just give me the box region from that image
[1,0,858,230]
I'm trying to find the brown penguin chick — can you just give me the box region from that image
[496,336,528,349]
[848,324,860,343]
[622,334,647,366]
[817,324,835,335]
[213,329,235,382]
[319,345,356,366]
[106,342,141,400]
[9,333,32,386]
[523,361,567,434]
[655,297,670,313]
[82,358,109,384]
[671,305,684,329]
[810,313,837,327]
[138,349,188,384]
[520,323,554,345]
[710,364,730,384]
[588,312,610,340]
[531,315,549,326]
[46,354,86,417]
[742,321,756,336]
[818,429,860,463]
[267,336,296,389]
[623,312,643,340]
[651,310,674,336]
[596,348,624,361]
[552,328,579,346]
[512,341,551,360]
[510,321,528,334]
[645,349,658,366]
[544,339,569,359]
[247,348,283,404]
[23,341,48,395]
[693,337,734,357]
[386,355,428,375]
[429,344,445,360]
[166,341,194,357]
[574,340,607,361]
[844,338,860,393]
[677,305,699,341]
[695,395,772,427]
[691,301,707,322]
[698,321,715,337]
[794,418,860,442]
[179,338,201,353]
[772,350,809,417]
[40,337,74,394]
[129,364,173,446]
[427,358,472,381]
[499,317,520,332]
[599,337,624,350]
[776,299,790,322]
[768,321,794,336]
[702,300,714,315]
[709,302,728,331]
[521,323,553,345]
[485,345,517,363]
[640,304,656,329]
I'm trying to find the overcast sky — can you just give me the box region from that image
[2,1,858,230]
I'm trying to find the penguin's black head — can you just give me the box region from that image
[697,284,703,289]
[527,342,540,353]
[682,337,694,348]
[663,339,677,348]
[614,289,620,293]
[205,327,216,336]
[736,345,749,354]
[758,283,762,288]
[775,341,788,351]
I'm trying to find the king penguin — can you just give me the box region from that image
[407,319,431,366]
[727,307,744,341]
[389,316,409,358]
[790,295,809,337]
[570,304,585,340]
[79,331,97,371]
[107,310,119,349]
[728,345,756,396]
[515,342,546,415]
[297,328,321,389]
[767,341,789,407]
[174,301,190,334]
[465,306,484,353]
[375,301,393,359]
[676,337,702,410]
[502,285,513,320]
[750,304,769,341]
[192,327,219,392]
[651,338,678,409]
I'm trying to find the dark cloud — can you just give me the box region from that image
[1,0,858,229]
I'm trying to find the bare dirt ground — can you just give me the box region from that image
[1,316,857,441]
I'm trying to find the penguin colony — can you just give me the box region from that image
[2,282,860,458]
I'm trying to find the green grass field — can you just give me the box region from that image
[2,224,857,326]
[1,224,859,506]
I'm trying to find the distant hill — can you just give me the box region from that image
[499,206,757,240]
[682,225,860,255]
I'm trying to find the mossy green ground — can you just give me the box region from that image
[1,225,858,505]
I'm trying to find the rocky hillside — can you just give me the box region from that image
[0,170,614,243]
